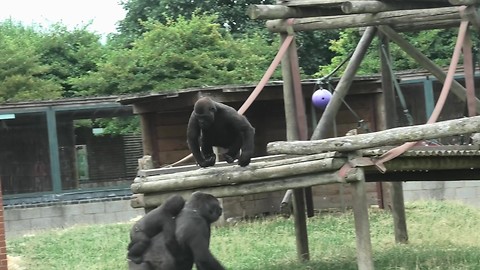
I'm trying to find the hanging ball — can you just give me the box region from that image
[312,89,332,109]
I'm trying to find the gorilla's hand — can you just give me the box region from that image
[238,154,251,167]
[199,154,216,167]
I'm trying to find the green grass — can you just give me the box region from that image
[8,200,480,270]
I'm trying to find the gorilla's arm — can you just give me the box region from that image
[187,112,216,167]
[238,121,255,167]
[222,110,255,167]
[188,227,225,270]
[187,112,204,165]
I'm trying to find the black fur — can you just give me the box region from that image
[131,192,225,270]
[127,195,185,265]
[187,97,255,167]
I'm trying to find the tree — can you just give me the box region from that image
[37,24,107,97]
[70,14,279,96]
[0,20,62,102]
[317,28,461,77]
[117,0,338,76]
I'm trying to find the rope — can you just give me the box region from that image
[168,25,296,167]
[375,18,470,167]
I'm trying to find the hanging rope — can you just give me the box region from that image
[168,21,296,167]
[374,17,471,169]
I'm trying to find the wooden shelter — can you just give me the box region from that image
[127,0,480,269]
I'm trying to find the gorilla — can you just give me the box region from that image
[187,97,255,167]
[127,194,185,265]
[128,191,225,270]
[174,191,225,270]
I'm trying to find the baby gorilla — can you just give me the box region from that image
[187,97,255,167]
[127,194,185,265]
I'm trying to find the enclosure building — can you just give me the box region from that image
[120,71,480,218]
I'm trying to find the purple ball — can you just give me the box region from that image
[312,89,332,109]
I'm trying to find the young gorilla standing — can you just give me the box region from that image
[127,194,185,265]
[173,191,225,270]
[132,191,225,270]
[187,97,255,167]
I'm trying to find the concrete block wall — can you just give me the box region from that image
[403,180,480,207]
[4,198,144,239]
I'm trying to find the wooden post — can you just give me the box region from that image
[140,113,160,167]
[313,26,377,140]
[280,33,310,261]
[350,167,374,270]
[379,33,409,244]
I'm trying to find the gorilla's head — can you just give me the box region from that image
[193,97,217,129]
[187,191,222,224]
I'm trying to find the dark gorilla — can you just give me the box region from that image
[187,97,255,167]
[130,192,225,270]
[174,191,225,270]
[127,194,185,265]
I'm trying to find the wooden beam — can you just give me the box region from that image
[132,155,346,193]
[341,1,446,14]
[266,7,464,32]
[379,33,408,245]
[377,25,480,112]
[137,169,362,208]
[449,0,480,5]
[268,115,480,155]
[282,0,348,7]
[311,26,377,140]
[247,4,334,19]
[350,168,374,270]
[280,32,311,261]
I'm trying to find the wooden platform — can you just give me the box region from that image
[130,145,480,208]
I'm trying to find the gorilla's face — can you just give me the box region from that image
[194,97,216,129]
[205,198,222,223]
[188,192,223,224]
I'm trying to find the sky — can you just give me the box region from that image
[0,0,127,35]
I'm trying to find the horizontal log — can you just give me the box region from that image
[135,169,362,208]
[282,0,349,7]
[132,156,347,193]
[267,115,480,155]
[246,4,335,19]
[138,154,288,177]
[266,6,465,32]
[449,0,480,4]
[391,19,461,31]
[341,1,448,14]
[135,152,338,181]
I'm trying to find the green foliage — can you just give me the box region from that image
[8,201,480,270]
[71,14,278,95]
[96,116,141,136]
[118,0,274,40]
[37,24,107,97]
[0,20,107,102]
[317,28,459,77]
[0,20,62,102]
[116,0,337,76]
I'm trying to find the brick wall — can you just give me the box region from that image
[0,179,8,270]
